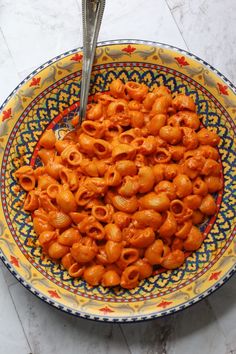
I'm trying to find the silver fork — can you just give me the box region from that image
[79,0,106,125]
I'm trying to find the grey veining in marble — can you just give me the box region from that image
[0,29,20,103]
[0,0,82,73]
[0,271,30,354]
[120,298,229,354]
[10,284,130,354]
[166,0,236,83]
[207,276,236,353]
[0,262,19,287]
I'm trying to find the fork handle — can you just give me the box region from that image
[79,0,105,124]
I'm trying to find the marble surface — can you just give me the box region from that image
[0,0,236,353]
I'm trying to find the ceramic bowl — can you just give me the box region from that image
[0,40,235,322]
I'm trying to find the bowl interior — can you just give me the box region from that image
[0,40,235,321]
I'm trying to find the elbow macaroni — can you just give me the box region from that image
[15,79,222,289]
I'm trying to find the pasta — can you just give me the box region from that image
[16,79,222,290]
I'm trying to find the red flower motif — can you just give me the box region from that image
[48,290,61,299]
[209,271,221,281]
[157,300,173,309]
[71,53,83,62]
[2,108,12,122]
[30,77,41,87]
[122,45,136,55]
[10,255,20,268]
[99,306,114,313]
[175,56,189,67]
[217,83,229,95]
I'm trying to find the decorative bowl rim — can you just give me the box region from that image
[0,39,235,323]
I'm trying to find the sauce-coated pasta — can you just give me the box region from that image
[16,79,222,289]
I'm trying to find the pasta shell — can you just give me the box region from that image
[56,186,77,213]
[112,194,138,213]
[48,211,72,229]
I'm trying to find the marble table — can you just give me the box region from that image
[0,1,235,353]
